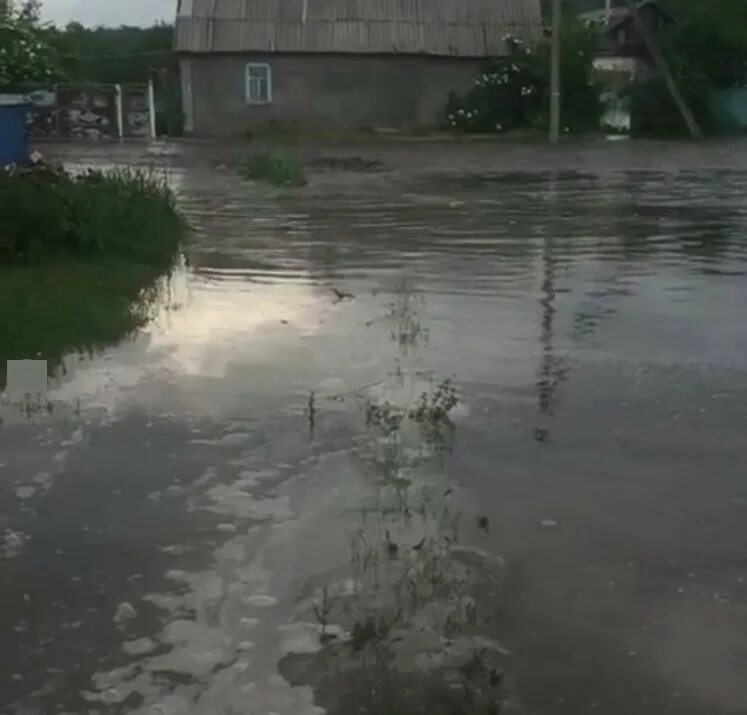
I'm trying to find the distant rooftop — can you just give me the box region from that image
[580,0,673,31]
[175,0,543,57]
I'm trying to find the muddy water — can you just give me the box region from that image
[2,155,747,715]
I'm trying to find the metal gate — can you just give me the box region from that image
[23,82,156,140]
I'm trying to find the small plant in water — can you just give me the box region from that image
[365,400,404,435]
[408,378,458,425]
[240,151,307,187]
[307,390,316,437]
[279,284,507,715]
[312,586,335,642]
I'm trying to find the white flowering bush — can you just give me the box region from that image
[444,28,601,134]
[445,36,542,133]
[0,13,62,90]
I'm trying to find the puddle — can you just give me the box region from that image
[1,147,747,715]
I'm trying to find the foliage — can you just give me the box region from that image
[628,73,714,137]
[45,23,183,136]
[47,23,176,85]
[444,27,601,135]
[660,0,747,53]
[17,0,43,24]
[624,0,747,136]
[0,164,183,368]
[0,165,184,266]
[3,4,181,135]
[0,10,64,89]
[444,38,542,134]
[657,0,747,91]
[534,24,603,131]
[239,152,307,187]
[0,258,165,366]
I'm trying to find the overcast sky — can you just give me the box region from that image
[41,0,177,27]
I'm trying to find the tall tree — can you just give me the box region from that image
[18,0,42,24]
[659,0,747,88]
[661,0,747,48]
[0,8,63,89]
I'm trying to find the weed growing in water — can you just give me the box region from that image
[281,283,507,715]
[363,376,458,461]
[239,151,307,187]
[296,370,503,713]
[312,586,335,642]
[386,282,429,354]
[409,378,458,424]
[365,400,404,435]
[307,390,316,438]
[409,378,458,456]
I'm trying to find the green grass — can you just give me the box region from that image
[0,166,184,382]
[0,166,184,266]
[239,151,307,187]
[0,258,167,374]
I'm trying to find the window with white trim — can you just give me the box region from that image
[246,63,272,104]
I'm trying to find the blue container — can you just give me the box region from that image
[0,95,31,167]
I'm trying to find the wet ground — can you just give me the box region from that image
[2,140,747,714]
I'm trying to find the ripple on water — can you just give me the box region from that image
[6,165,747,715]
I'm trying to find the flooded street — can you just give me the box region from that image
[2,141,747,715]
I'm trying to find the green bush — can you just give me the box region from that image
[0,165,184,370]
[660,0,747,89]
[0,259,166,368]
[625,1,747,137]
[0,166,184,266]
[239,152,307,187]
[629,73,715,137]
[0,11,64,89]
[444,27,602,135]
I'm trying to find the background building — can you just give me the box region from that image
[175,0,542,135]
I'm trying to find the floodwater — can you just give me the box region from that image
[1,142,747,715]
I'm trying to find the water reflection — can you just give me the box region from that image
[0,264,177,425]
[536,232,560,442]
[280,283,505,715]
[4,161,747,715]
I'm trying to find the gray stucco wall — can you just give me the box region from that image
[181,54,484,135]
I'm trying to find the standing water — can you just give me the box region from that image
[1,143,746,715]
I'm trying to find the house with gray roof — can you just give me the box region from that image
[174,0,542,135]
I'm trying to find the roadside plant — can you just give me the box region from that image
[625,2,746,136]
[0,165,183,265]
[445,26,601,134]
[239,151,307,187]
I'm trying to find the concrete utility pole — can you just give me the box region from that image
[549,0,562,143]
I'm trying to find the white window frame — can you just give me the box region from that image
[245,63,272,105]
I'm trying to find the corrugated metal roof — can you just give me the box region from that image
[175,0,542,56]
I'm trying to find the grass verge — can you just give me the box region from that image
[0,258,166,369]
[0,165,184,381]
[0,165,183,266]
